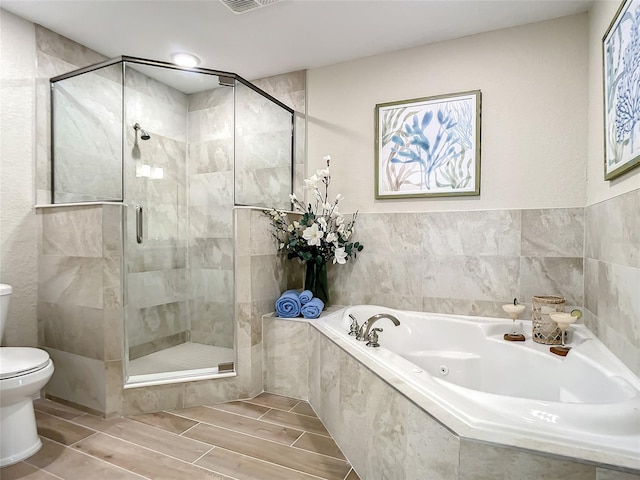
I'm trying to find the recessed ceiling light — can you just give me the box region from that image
[170,52,200,68]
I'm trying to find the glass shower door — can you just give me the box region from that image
[123,62,235,384]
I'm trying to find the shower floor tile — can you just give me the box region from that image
[127,342,234,377]
[1,393,361,480]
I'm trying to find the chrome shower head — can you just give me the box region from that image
[133,123,151,141]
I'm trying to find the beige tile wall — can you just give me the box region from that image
[38,204,124,416]
[329,207,585,320]
[263,315,309,399]
[584,189,640,376]
[251,70,306,202]
[35,26,107,204]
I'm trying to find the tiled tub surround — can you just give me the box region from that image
[264,315,640,479]
[329,207,585,319]
[584,189,640,376]
[326,199,639,378]
[318,307,640,468]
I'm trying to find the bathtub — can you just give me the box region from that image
[311,305,640,468]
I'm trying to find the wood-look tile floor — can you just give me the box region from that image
[1,393,361,480]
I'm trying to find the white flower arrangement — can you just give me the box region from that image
[265,155,363,266]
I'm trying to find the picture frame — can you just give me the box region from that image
[602,0,640,180]
[375,90,481,199]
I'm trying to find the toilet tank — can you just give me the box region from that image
[0,284,12,343]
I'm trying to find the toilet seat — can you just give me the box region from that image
[0,348,50,380]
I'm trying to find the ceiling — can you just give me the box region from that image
[2,0,593,81]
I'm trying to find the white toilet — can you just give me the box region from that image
[0,284,54,467]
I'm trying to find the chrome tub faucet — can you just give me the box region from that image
[355,313,401,344]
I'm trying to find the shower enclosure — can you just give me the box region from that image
[50,56,293,386]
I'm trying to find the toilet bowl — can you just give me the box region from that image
[0,284,55,467]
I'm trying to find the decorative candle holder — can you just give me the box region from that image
[549,309,582,356]
[531,295,565,345]
[502,299,526,342]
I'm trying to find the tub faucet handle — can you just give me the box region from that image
[366,328,383,348]
[348,314,359,336]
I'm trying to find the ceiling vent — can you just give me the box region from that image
[220,0,281,14]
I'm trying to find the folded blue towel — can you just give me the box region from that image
[275,290,301,318]
[301,297,324,319]
[299,290,313,305]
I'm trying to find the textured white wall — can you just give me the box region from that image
[0,9,37,346]
[586,1,640,205]
[307,14,589,213]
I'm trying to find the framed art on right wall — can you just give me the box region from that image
[603,0,640,180]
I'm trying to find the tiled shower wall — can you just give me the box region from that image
[187,85,235,349]
[584,189,640,376]
[35,26,108,204]
[329,207,585,318]
[235,81,294,209]
[51,63,122,202]
[186,72,305,349]
[251,71,306,201]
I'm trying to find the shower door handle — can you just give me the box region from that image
[135,205,143,244]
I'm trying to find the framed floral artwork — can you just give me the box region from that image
[375,90,481,199]
[603,0,640,180]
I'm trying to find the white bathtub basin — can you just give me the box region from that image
[312,305,640,468]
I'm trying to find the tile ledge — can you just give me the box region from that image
[263,305,345,322]
[36,201,125,209]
